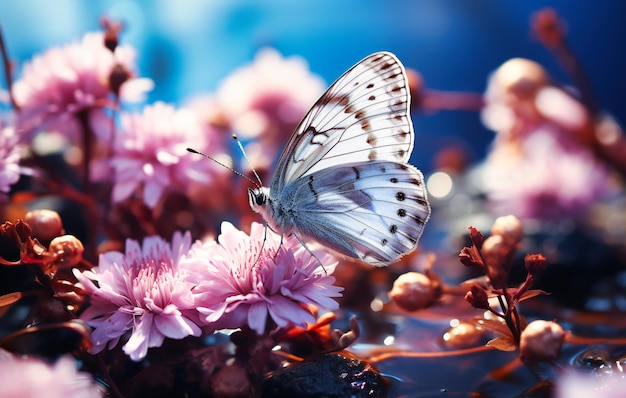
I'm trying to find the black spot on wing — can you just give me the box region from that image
[361,120,372,132]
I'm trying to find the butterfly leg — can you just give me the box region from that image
[291,232,328,275]
[271,223,287,263]
[258,222,287,265]
[252,223,275,267]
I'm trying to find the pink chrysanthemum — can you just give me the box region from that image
[73,231,201,361]
[0,126,24,193]
[217,48,325,166]
[13,31,152,143]
[98,101,226,208]
[0,355,101,398]
[181,222,343,335]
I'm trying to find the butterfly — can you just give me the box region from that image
[244,52,431,266]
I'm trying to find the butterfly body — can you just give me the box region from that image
[248,52,430,266]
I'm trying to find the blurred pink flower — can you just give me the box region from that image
[556,371,626,398]
[482,124,610,219]
[73,231,201,361]
[480,58,610,219]
[95,102,226,208]
[181,222,343,335]
[0,126,24,193]
[13,31,152,143]
[216,48,325,166]
[0,355,101,398]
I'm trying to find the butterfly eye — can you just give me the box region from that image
[255,193,266,206]
[248,188,267,209]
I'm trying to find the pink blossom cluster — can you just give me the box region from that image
[215,48,325,167]
[13,31,152,143]
[0,125,24,193]
[90,101,227,208]
[6,32,322,209]
[480,58,610,219]
[6,32,341,365]
[73,223,342,361]
[0,355,102,398]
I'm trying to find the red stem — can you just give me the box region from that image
[0,25,18,111]
[369,344,495,364]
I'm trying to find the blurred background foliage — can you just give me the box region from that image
[3,0,625,172]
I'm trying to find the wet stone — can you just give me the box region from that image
[262,352,388,398]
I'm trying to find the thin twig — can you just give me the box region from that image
[0,25,19,110]
[369,344,495,364]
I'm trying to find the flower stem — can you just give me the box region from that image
[0,25,19,111]
[76,109,98,261]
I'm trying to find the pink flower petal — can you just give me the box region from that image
[180,222,342,335]
[74,232,201,361]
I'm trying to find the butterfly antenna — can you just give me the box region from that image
[232,134,263,188]
[186,147,259,188]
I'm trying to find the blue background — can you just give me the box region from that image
[2,0,625,172]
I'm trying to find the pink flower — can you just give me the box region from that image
[73,231,201,361]
[181,222,343,335]
[97,102,226,208]
[13,32,152,143]
[482,123,609,219]
[557,371,626,398]
[0,126,24,193]
[216,48,325,166]
[0,355,101,398]
[480,58,610,219]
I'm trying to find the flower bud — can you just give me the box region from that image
[459,246,484,268]
[520,320,564,362]
[103,30,118,53]
[389,272,438,312]
[524,253,547,276]
[49,235,84,269]
[443,322,484,349]
[531,8,566,50]
[24,209,63,244]
[406,68,424,109]
[481,235,512,289]
[100,16,122,52]
[468,226,485,249]
[464,284,490,310]
[491,215,523,248]
[14,219,33,242]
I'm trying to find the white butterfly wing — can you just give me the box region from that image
[271,52,414,194]
[279,161,430,265]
